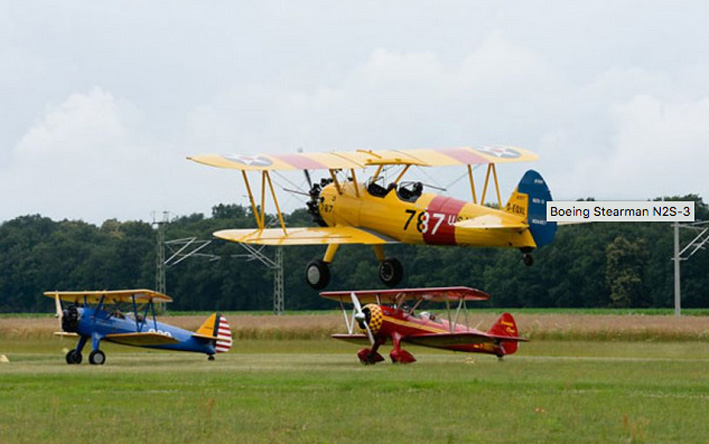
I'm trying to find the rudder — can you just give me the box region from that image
[215,315,232,353]
[505,170,557,247]
[488,313,521,355]
[195,313,233,353]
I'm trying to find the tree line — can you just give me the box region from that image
[1,196,707,313]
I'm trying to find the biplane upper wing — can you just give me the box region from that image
[214,226,398,246]
[104,332,180,346]
[404,331,528,348]
[44,289,173,305]
[320,286,490,305]
[188,145,537,171]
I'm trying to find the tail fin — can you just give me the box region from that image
[195,313,233,353]
[488,313,522,355]
[504,169,557,247]
[215,315,233,353]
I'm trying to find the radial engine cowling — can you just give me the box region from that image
[61,306,80,332]
[358,304,384,335]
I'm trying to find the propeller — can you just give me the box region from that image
[304,169,313,188]
[297,147,313,189]
[350,292,375,346]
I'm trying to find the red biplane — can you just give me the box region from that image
[322,286,527,364]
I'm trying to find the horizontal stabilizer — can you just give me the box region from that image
[105,332,180,346]
[194,313,233,353]
[487,312,526,355]
[454,215,527,231]
[192,333,219,341]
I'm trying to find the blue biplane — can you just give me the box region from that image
[46,289,232,365]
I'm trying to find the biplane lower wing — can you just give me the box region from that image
[105,332,181,346]
[331,334,372,345]
[404,331,528,348]
[214,227,398,246]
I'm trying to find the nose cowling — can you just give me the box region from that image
[61,306,80,332]
[306,178,332,227]
[358,304,383,335]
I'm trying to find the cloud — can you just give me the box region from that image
[182,34,566,201]
[609,95,709,197]
[13,87,129,162]
[1,87,217,222]
[5,25,709,224]
[554,94,709,200]
[186,33,558,152]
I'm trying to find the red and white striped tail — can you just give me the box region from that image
[215,315,233,353]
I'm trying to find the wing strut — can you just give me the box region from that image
[350,169,360,197]
[480,163,503,209]
[240,170,287,234]
[328,169,342,194]
[467,165,478,204]
[241,171,262,229]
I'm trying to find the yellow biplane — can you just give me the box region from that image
[189,145,556,289]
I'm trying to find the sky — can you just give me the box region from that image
[2,1,708,224]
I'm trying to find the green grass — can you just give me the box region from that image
[2,339,709,443]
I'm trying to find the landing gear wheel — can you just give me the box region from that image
[305,259,330,289]
[378,257,403,287]
[89,350,106,365]
[208,355,215,361]
[357,348,385,365]
[390,348,417,364]
[65,349,82,365]
[522,253,534,266]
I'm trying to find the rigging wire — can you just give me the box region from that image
[443,164,483,190]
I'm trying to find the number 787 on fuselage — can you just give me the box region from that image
[188,145,557,289]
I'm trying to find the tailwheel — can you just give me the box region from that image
[89,350,106,365]
[65,349,82,365]
[378,257,403,287]
[390,348,416,364]
[208,355,215,361]
[522,253,533,266]
[305,259,331,289]
[357,348,384,365]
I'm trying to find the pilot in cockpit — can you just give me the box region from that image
[111,308,126,319]
[420,311,440,323]
[366,177,423,202]
[396,181,423,202]
[365,176,393,197]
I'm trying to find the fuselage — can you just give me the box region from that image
[73,307,216,355]
[318,180,535,248]
[366,304,505,355]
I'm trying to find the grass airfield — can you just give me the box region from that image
[3,317,709,443]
